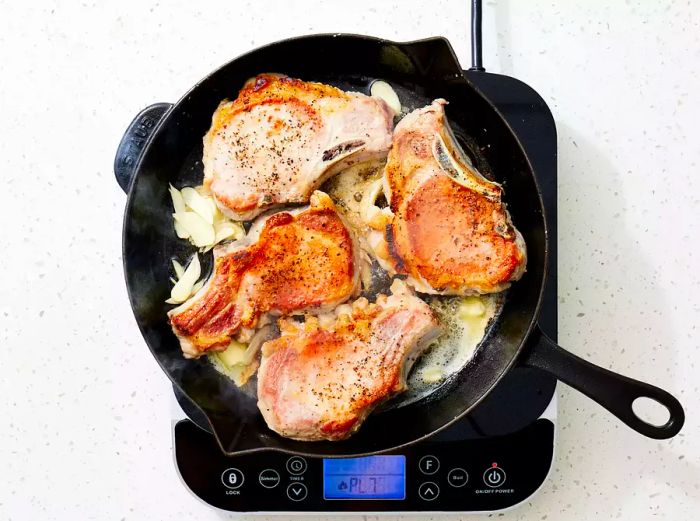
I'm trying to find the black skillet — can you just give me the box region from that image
[114,13,684,457]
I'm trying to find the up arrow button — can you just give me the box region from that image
[418,482,440,501]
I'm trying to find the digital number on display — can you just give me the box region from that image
[323,456,406,500]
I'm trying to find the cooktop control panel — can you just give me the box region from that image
[174,418,554,512]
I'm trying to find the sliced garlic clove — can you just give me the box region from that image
[172,259,185,280]
[190,279,204,295]
[207,197,220,221]
[181,187,215,224]
[370,80,401,116]
[216,340,248,367]
[169,254,201,303]
[169,184,186,213]
[173,219,190,239]
[214,221,244,243]
[174,211,215,247]
[364,205,390,230]
[229,361,259,387]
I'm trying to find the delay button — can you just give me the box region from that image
[286,456,307,475]
[258,469,280,489]
[447,468,469,488]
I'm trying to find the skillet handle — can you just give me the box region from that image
[522,326,685,439]
[113,102,173,193]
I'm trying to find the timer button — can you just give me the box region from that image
[287,482,308,501]
[483,463,506,488]
[221,468,244,489]
[418,481,440,501]
[447,468,469,488]
[258,469,280,489]
[286,456,307,475]
[418,455,440,475]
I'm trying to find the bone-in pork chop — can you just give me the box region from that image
[366,100,526,295]
[257,280,440,441]
[169,192,359,358]
[203,74,394,220]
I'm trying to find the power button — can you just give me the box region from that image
[482,463,506,488]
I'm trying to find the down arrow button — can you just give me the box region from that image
[286,483,308,501]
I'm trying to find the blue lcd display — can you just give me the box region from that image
[323,456,406,500]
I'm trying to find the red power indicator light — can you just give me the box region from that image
[491,462,498,468]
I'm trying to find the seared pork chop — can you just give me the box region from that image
[366,100,526,294]
[257,280,440,441]
[203,74,394,220]
[169,192,359,358]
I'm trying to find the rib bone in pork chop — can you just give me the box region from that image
[168,192,359,358]
[203,74,394,220]
[257,279,440,441]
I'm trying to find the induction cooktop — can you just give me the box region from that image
[169,69,560,514]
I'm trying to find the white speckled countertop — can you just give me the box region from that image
[1,1,699,519]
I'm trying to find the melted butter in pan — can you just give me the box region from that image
[408,295,502,396]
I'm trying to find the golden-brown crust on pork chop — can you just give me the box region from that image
[257,280,440,441]
[370,100,526,294]
[391,175,524,293]
[168,193,358,357]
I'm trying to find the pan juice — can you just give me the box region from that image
[404,294,502,403]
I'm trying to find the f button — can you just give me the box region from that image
[418,455,440,475]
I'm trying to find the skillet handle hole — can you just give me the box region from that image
[632,396,671,427]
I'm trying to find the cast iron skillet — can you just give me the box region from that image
[114,33,684,457]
